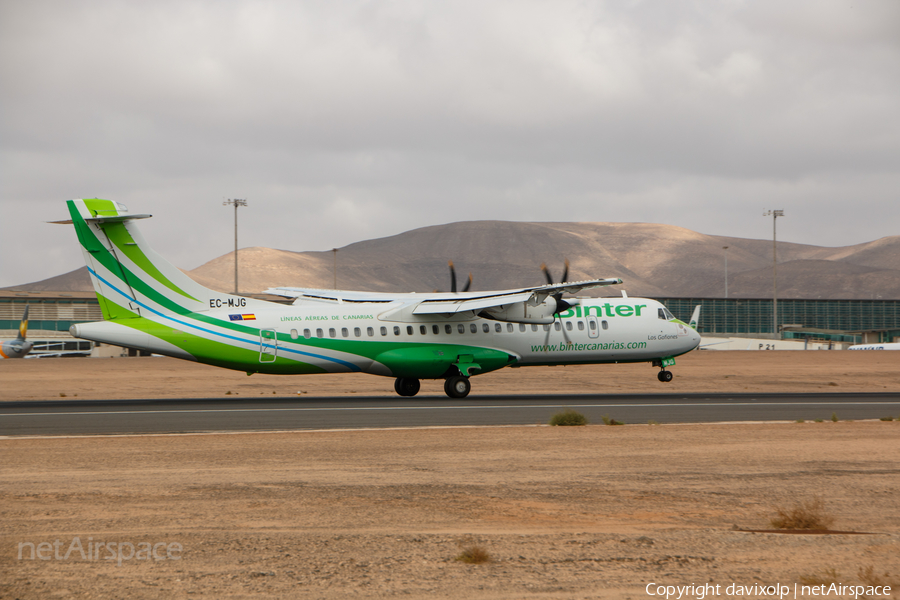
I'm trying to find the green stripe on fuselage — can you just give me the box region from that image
[101,221,198,302]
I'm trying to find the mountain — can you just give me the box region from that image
[5,221,900,299]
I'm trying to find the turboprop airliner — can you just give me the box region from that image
[0,306,33,359]
[59,199,700,398]
[848,342,900,350]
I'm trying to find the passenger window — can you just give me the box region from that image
[290,329,299,339]
[602,320,608,330]
[354,327,361,337]
[470,323,477,333]
[329,328,336,338]
[566,321,573,331]
[433,325,439,334]
[554,322,561,331]
[589,320,597,330]
[483,323,490,333]
[420,325,427,335]
[407,326,414,335]
[367,327,374,337]
[507,323,514,333]
[495,323,502,333]
[303,329,311,339]
[445,324,452,334]
[519,324,526,332]
[341,327,349,338]
[531,324,538,332]
[316,328,324,338]
[577,321,584,331]
[380,326,387,336]
[393,326,401,336]
[458,324,465,334]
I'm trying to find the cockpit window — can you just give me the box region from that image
[658,307,675,320]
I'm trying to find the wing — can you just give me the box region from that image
[264,278,623,319]
[411,278,622,315]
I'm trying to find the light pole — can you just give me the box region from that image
[723,246,729,298]
[223,199,247,294]
[763,210,784,336]
[332,248,338,289]
[723,245,729,335]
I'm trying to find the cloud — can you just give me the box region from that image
[1,0,898,287]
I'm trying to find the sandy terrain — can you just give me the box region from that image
[1,350,899,401]
[2,351,899,599]
[2,423,899,599]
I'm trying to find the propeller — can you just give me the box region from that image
[540,259,573,348]
[540,259,573,314]
[448,261,472,293]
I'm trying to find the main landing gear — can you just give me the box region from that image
[443,376,471,399]
[657,370,673,383]
[393,376,472,398]
[394,377,420,397]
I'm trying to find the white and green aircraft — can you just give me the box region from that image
[60,199,700,397]
[0,305,32,359]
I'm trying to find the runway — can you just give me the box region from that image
[2,393,898,436]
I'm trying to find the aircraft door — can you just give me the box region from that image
[259,329,277,363]
[587,317,600,339]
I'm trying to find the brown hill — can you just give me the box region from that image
[6,221,900,299]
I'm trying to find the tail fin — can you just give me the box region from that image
[689,305,701,330]
[16,305,29,341]
[62,199,247,320]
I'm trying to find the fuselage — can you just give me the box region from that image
[848,343,900,350]
[0,339,33,359]
[72,295,699,378]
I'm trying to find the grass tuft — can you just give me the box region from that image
[456,545,491,564]
[549,409,588,426]
[880,416,894,422]
[831,412,839,422]
[770,496,835,530]
[814,418,823,423]
[648,420,659,425]
[795,419,805,423]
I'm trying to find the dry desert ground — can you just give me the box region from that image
[1,351,899,599]
[1,350,898,401]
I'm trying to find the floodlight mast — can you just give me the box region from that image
[763,210,784,336]
[223,199,248,294]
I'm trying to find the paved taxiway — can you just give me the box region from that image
[2,393,899,436]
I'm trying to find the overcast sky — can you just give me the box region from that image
[2,0,898,288]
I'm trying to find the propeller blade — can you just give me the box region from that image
[449,261,457,293]
[560,258,569,284]
[462,273,472,293]
[540,263,554,285]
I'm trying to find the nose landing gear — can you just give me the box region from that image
[652,357,676,383]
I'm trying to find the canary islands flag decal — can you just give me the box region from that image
[229,314,257,321]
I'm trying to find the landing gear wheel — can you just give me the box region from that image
[443,376,471,398]
[394,377,420,397]
[657,370,673,383]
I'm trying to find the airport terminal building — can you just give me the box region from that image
[4,290,900,356]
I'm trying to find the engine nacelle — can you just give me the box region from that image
[481,297,578,324]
